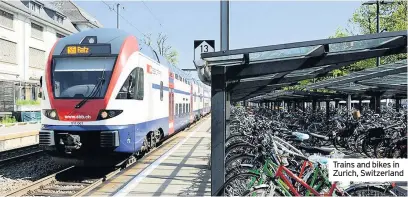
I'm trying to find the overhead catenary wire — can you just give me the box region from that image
[100,0,148,37]
[141,0,163,28]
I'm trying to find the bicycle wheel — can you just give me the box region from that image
[374,139,390,158]
[225,154,261,174]
[223,172,264,197]
[226,143,258,160]
[345,185,396,196]
[242,185,284,197]
[226,134,252,148]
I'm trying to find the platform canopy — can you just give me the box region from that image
[201,30,407,102]
[248,59,407,102]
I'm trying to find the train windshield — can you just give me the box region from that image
[52,57,116,99]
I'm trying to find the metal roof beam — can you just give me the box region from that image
[355,81,407,91]
[306,62,407,90]
[226,46,406,80]
[202,30,407,59]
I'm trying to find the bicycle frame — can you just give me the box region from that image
[275,164,344,196]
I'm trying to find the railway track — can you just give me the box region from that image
[5,154,136,197]
[0,145,44,165]
[5,117,206,197]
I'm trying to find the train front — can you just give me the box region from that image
[39,29,139,165]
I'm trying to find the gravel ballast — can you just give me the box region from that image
[0,153,71,195]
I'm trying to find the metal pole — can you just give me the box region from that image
[347,94,352,113]
[376,0,380,67]
[220,0,229,50]
[211,0,229,196]
[116,3,120,29]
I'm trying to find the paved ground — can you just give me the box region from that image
[0,124,40,152]
[0,124,40,139]
[88,116,211,197]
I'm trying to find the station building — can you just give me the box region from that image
[0,0,101,118]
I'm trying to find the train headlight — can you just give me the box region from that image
[43,109,59,120]
[49,111,57,118]
[101,111,108,119]
[97,110,123,120]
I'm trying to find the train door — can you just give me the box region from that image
[190,84,193,123]
[169,72,175,135]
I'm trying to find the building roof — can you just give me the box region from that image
[49,1,103,28]
[1,0,78,33]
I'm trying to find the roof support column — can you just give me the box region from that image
[212,0,229,194]
[211,66,227,196]
[395,98,400,112]
[359,98,363,112]
[347,94,352,113]
[312,100,317,112]
[375,95,381,113]
[326,101,330,120]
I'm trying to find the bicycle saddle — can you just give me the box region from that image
[299,145,334,155]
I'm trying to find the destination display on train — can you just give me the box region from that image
[61,44,111,55]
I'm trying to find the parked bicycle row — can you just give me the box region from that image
[228,105,407,159]
[222,106,406,196]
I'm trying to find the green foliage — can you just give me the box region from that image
[283,3,406,92]
[16,99,40,106]
[347,1,407,69]
[142,32,179,65]
[1,116,16,124]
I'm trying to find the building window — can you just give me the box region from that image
[29,47,45,69]
[31,23,43,40]
[56,33,65,38]
[29,2,41,14]
[0,39,17,64]
[53,14,64,24]
[31,86,37,100]
[0,9,13,29]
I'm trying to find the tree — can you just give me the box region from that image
[287,2,407,91]
[347,1,407,67]
[142,32,179,65]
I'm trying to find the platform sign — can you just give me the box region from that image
[194,40,215,61]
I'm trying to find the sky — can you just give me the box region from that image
[73,0,364,71]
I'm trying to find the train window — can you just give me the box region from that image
[175,74,179,80]
[160,81,163,101]
[179,104,182,115]
[183,103,186,114]
[175,104,178,115]
[116,70,136,99]
[116,67,144,100]
[135,67,144,100]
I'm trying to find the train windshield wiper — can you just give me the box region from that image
[75,69,106,109]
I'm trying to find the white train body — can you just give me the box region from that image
[38,28,210,160]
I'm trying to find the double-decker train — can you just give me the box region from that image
[38,28,211,165]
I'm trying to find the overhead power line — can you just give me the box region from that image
[141,0,163,28]
[100,0,147,37]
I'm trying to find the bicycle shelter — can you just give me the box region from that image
[198,30,408,195]
[250,59,407,113]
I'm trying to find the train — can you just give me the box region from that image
[38,28,211,165]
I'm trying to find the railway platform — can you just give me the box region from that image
[87,116,211,196]
[0,123,40,152]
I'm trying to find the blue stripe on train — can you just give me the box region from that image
[151,83,190,96]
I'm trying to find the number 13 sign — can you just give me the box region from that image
[194,40,215,61]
